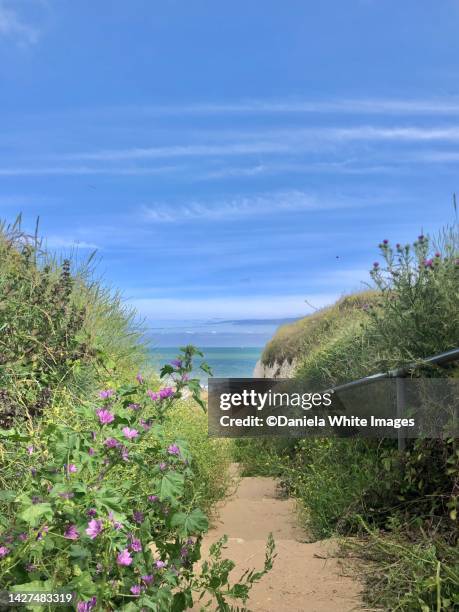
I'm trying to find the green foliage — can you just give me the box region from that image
[0,354,274,610]
[0,216,147,426]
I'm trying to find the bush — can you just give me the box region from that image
[0,350,274,610]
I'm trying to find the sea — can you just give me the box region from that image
[148,346,262,385]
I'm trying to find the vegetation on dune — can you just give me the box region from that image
[238,216,459,610]
[0,218,274,611]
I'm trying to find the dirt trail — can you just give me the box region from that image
[197,468,361,612]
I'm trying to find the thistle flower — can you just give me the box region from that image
[98,389,115,400]
[136,373,144,384]
[171,359,182,368]
[64,524,79,540]
[130,585,141,596]
[159,462,167,471]
[66,463,77,473]
[141,574,154,584]
[0,546,9,558]
[122,427,139,440]
[86,508,97,518]
[18,533,28,542]
[373,262,379,268]
[97,409,115,425]
[139,419,151,431]
[27,445,34,455]
[104,437,120,448]
[155,559,167,569]
[147,389,159,401]
[116,549,133,566]
[167,444,180,456]
[88,447,95,456]
[148,495,159,502]
[132,511,144,524]
[86,519,103,539]
[128,403,140,410]
[120,446,129,461]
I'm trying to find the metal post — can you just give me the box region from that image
[396,377,406,451]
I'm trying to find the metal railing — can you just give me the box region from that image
[327,347,459,450]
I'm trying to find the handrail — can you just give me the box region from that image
[328,347,459,395]
[326,347,459,450]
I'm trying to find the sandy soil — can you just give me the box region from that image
[194,468,361,612]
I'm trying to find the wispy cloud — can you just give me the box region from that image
[0,2,40,45]
[142,190,378,223]
[95,98,459,117]
[44,236,99,250]
[0,165,179,176]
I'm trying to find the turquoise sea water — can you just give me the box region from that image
[148,347,262,384]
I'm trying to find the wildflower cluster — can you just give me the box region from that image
[0,346,274,610]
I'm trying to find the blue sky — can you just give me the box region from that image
[1,1,459,345]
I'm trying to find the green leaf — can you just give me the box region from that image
[19,503,53,527]
[158,471,185,501]
[0,490,16,502]
[170,508,208,535]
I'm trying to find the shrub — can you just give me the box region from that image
[0,349,274,610]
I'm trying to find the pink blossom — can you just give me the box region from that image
[97,409,115,425]
[64,524,79,540]
[117,548,133,566]
[130,537,142,552]
[122,427,139,440]
[86,519,103,539]
[98,389,115,400]
[147,389,159,401]
[0,546,9,558]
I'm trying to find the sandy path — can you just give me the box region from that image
[196,469,361,612]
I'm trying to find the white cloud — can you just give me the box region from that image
[129,293,340,320]
[45,236,99,249]
[0,2,40,45]
[141,190,373,223]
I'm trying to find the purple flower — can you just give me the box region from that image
[435,252,441,258]
[64,524,79,540]
[141,574,154,584]
[67,463,78,473]
[382,239,389,245]
[97,409,115,425]
[0,546,9,558]
[133,511,144,524]
[167,444,180,456]
[148,495,159,502]
[130,585,141,596]
[120,446,130,461]
[36,526,48,541]
[87,508,97,518]
[88,447,95,456]
[147,389,159,401]
[424,258,434,268]
[27,445,34,455]
[86,519,103,539]
[58,492,75,500]
[155,559,167,569]
[180,546,188,558]
[373,262,379,268]
[122,427,139,440]
[136,373,144,384]
[130,537,142,552]
[98,389,115,400]
[128,403,140,410]
[139,419,151,431]
[117,548,133,566]
[104,437,120,448]
[159,462,167,471]
[159,387,174,400]
[171,359,182,368]
[108,512,123,530]
[30,468,37,477]
[77,597,97,612]
[18,533,28,542]
[418,234,425,241]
